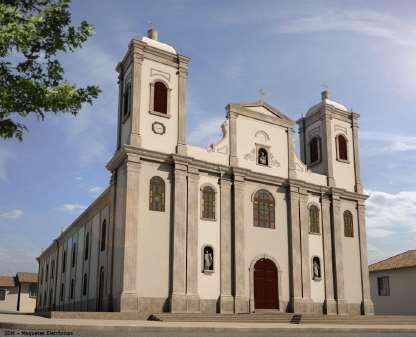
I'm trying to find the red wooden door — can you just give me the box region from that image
[254,259,278,309]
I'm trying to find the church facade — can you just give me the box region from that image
[36,29,374,315]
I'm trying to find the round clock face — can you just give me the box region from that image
[152,122,166,135]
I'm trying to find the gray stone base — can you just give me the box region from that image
[234,296,249,313]
[361,299,375,315]
[336,299,348,315]
[290,297,314,313]
[186,294,200,312]
[220,295,234,313]
[170,293,187,313]
[324,299,337,315]
[200,299,217,313]
[139,297,169,313]
[120,291,139,312]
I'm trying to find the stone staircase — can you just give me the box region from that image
[148,312,416,325]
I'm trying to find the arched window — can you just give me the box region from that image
[336,134,348,161]
[253,190,275,229]
[70,279,74,299]
[257,148,269,166]
[153,81,168,114]
[312,256,322,280]
[309,205,320,234]
[309,137,321,164]
[71,242,77,267]
[123,82,131,117]
[344,210,354,237]
[82,273,88,296]
[84,232,89,260]
[100,220,106,252]
[149,176,165,211]
[60,283,64,301]
[62,250,67,273]
[201,186,216,220]
[202,246,214,273]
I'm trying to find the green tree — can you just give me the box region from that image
[0,0,100,140]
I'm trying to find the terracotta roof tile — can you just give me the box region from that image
[369,250,416,272]
[16,272,38,284]
[0,276,16,287]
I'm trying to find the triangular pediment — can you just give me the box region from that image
[229,100,293,125]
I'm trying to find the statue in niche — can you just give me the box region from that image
[258,148,268,166]
[203,247,213,272]
[313,257,321,280]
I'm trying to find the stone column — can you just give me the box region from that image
[357,200,375,315]
[176,55,190,155]
[321,196,337,314]
[116,69,124,150]
[119,153,141,311]
[288,186,303,312]
[170,161,188,312]
[287,128,297,179]
[219,173,234,313]
[186,166,200,312]
[233,171,248,313]
[351,116,363,193]
[331,193,347,314]
[322,112,335,187]
[299,189,312,311]
[129,45,143,147]
[229,112,238,167]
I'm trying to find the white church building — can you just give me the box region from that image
[36,28,374,315]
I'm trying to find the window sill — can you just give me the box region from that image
[203,270,214,275]
[201,217,217,222]
[308,160,322,168]
[313,277,322,282]
[257,163,269,168]
[309,232,321,236]
[336,158,350,164]
[253,225,276,230]
[149,110,171,119]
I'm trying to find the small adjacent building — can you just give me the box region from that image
[0,272,38,312]
[369,250,416,315]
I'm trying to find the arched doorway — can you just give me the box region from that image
[254,258,278,309]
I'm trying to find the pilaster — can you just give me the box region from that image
[357,200,375,315]
[186,166,200,312]
[351,117,363,193]
[176,55,189,155]
[321,195,337,314]
[219,172,234,313]
[299,189,313,312]
[116,70,124,150]
[233,171,248,313]
[119,154,141,311]
[170,161,188,312]
[331,192,347,315]
[322,111,335,187]
[129,48,144,147]
[229,112,238,167]
[287,128,297,179]
[288,185,303,312]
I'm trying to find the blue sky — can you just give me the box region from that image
[1,0,416,275]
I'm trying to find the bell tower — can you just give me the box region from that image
[297,90,362,193]
[115,28,190,155]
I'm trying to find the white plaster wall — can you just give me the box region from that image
[18,284,36,312]
[331,120,355,192]
[186,145,228,165]
[0,287,18,311]
[370,268,416,315]
[236,116,289,178]
[243,182,289,304]
[139,59,179,154]
[308,196,325,303]
[197,175,221,300]
[341,201,362,304]
[137,161,171,298]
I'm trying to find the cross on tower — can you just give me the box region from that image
[258,88,268,102]
[147,20,156,30]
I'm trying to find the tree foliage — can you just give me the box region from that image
[0,0,100,140]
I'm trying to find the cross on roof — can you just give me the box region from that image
[147,20,156,30]
[258,88,268,102]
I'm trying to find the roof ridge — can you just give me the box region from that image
[370,249,415,267]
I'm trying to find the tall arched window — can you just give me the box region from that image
[100,220,106,252]
[84,232,89,261]
[82,273,88,296]
[201,186,216,220]
[253,190,275,229]
[309,205,320,234]
[149,176,165,211]
[344,210,354,237]
[123,82,131,118]
[71,242,77,268]
[154,82,168,114]
[309,137,321,164]
[336,134,348,161]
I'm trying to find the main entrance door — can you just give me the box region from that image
[254,258,278,309]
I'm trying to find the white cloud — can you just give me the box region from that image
[360,131,416,155]
[0,238,37,275]
[89,186,103,196]
[276,10,416,48]
[75,176,83,181]
[57,203,86,212]
[188,116,224,147]
[0,209,23,220]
